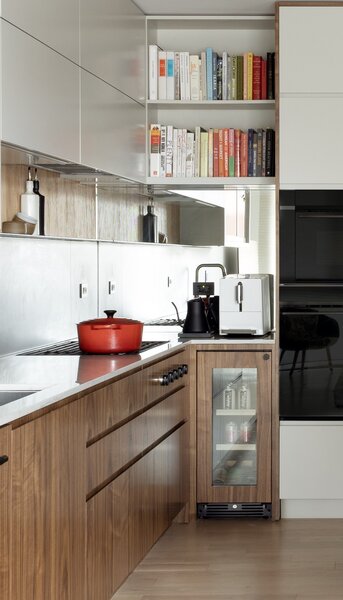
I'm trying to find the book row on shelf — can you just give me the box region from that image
[149,45,275,102]
[149,124,275,178]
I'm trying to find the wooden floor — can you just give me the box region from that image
[112,518,343,599]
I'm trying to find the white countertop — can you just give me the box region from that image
[0,334,275,427]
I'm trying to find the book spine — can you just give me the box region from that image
[212,52,218,100]
[174,52,180,100]
[266,128,275,176]
[166,51,175,100]
[217,56,223,100]
[186,132,195,177]
[160,125,167,177]
[195,126,201,177]
[234,129,241,177]
[252,130,258,176]
[243,52,248,100]
[240,131,248,177]
[200,131,209,177]
[184,52,190,100]
[227,56,231,100]
[150,124,161,177]
[248,128,255,176]
[236,55,243,100]
[158,51,167,100]
[213,129,219,177]
[177,129,183,177]
[267,52,275,100]
[206,48,213,101]
[262,129,267,177]
[253,55,261,100]
[218,128,224,177]
[223,128,229,177]
[190,55,200,101]
[208,128,214,177]
[172,128,178,177]
[166,125,174,177]
[256,128,263,176]
[181,128,187,177]
[180,52,185,100]
[148,45,158,100]
[200,50,207,100]
[222,52,228,100]
[247,52,253,100]
[228,128,235,176]
[261,58,267,100]
[231,55,237,100]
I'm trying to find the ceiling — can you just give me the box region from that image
[133,0,313,15]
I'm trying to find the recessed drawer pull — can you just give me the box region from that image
[0,455,8,465]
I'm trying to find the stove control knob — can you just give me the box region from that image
[160,374,169,386]
[182,364,188,375]
[168,371,175,383]
[178,366,184,378]
[172,369,179,380]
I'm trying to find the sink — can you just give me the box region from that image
[0,388,41,406]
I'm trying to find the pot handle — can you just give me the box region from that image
[91,324,121,330]
[104,310,117,318]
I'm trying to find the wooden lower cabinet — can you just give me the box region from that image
[87,471,129,600]
[0,426,10,599]
[10,401,87,600]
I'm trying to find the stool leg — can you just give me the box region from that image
[301,350,306,371]
[280,349,286,364]
[289,350,299,376]
[326,347,333,372]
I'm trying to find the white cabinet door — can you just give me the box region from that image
[2,22,80,163]
[280,423,343,499]
[279,6,343,94]
[280,97,343,188]
[81,71,145,181]
[80,0,145,103]
[2,0,79,63]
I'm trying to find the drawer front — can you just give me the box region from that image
[143,349,188,406]
[87,386,188,494]
[85,349,188,442]
[85,369,143,442]
[0,426,10,600]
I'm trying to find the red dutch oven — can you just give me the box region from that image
[77,310,144,354]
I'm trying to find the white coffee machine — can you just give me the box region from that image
[219,274,272,336]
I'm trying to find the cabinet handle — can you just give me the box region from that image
[182,364,188,375]
[160,375,169,386]
[172,369,179,380]
[263,354,270,360]
[168,371,175,383]
[0,455,8,465]
[178,366,184,378]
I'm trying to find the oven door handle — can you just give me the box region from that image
[281,311,343,316]
[297,212,343,218]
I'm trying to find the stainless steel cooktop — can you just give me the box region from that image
[18,339,167,356]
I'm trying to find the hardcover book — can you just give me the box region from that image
[236,56,243,100]
[223,128,229,177]
[150,124,161,177]
[240,131,248,177]
[208,128,214,177]
[219,128,224,177]
[158,51,167,100]
[253,55,262,100]
[190,55,200,101]
[213,128,219,177]
[166,51,175,100]
[149,44,158,100]
[200,131,209,177]
[234,129,241,177]
[174,52,180,100]
[217,57,223,101]
[228,128,235,176]
[206,48,213,101]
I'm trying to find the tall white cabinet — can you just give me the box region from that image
[279,5,343,189]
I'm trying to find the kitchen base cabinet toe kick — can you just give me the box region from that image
[4,347,190,600]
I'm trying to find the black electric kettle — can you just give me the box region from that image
[183,298,209,333]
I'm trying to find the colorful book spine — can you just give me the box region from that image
[236,56,243,101]
[266,128,275,176]
[216,57,223,101]
[248,128,255,176]
[219,128,224,177]
[252,130,258,176]
[223,128,229,177]
[247,52,253,100]
[166,125,174,177]
[240,131,248,177]
[158,51,167,100]
[222,52,228,101]
[212,52,218,100]
[267,52,275,100]
[261,58,267,100]
[262,129,267,177]
[256,129,263,176]
[234,129,241,177]
[206,48,213,101]
[166,51,175,100]
[213,129,219,177]
[243,52,248,100]
[231,56,237,100]
[150,124,161,177]
[149,45,158,100]
[227,56,232,100]
[253,55,262,100]
[228,128,235,176]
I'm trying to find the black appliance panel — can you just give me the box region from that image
[280,304,343,419]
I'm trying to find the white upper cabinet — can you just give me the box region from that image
[81,71,145,181]
[279,6,343,94]
[80,0,145,103]
[1,0,79,63]
[2,22,80,163]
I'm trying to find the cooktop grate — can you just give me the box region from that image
[19,339,167,356]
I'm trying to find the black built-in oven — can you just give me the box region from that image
[280,190,343,283]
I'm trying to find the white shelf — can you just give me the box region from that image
[147,100,275,108]
[216,444,256,451]
[216,409,256,416]
[146,177,275,188]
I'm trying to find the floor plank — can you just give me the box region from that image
[112,519,343,599]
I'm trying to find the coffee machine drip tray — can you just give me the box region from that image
[178,331,215,339]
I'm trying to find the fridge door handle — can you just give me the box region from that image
[237,282,243,312]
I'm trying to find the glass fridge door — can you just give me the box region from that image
[212,367,257,487]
